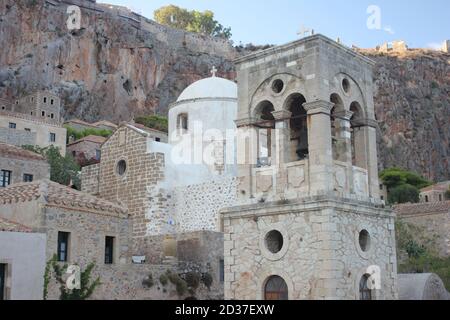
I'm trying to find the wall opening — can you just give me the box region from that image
[359,229,371,252]
[359,274,373,300]
[271,79,284,94]
[264,276,288,300]
[330,93,345,161]
[265,230,284,254]
[255,101,275,167]
[116,160,127,176]
[350,101,365,168]
[286,93,308,161]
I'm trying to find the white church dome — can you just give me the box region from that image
[177,75,237,102]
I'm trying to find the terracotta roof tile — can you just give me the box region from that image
[394,201,450,216]
[0,180,128,217]
[0,143,46,161]
[420,181,450,192]
[0,217,33,233]
[68,135,107,146]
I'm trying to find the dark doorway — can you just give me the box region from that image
[264,275,288,300]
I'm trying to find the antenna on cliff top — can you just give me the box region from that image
[211,66,218,77]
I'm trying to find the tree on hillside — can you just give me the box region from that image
[22,145,80,189]
[154,5,232,39]
[379,168,432,204]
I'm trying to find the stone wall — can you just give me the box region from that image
[0,127,36,146]
[0,155,50,185]
[222,197,398,300]
[172,177,238,233]
[399,211,450,257]
[81,163,100,195]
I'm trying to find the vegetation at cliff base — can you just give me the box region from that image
[379,168,431,204]
[135,115,168,133]
[154,5,232,39]
[396,220,450,290]
[64,126,112,144]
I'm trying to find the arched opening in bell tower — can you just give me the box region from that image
[285,93,308,162]
[330,93,345,161]
[255,101,275,167]
[350,101,366,168]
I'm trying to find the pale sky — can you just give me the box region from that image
[99,0,449,49]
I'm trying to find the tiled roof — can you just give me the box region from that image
[0,143,46,161]
[0,180,128,217]
[68,135,106,146]
[132,123,167,135]
[420,181,450,193]
[92,120,118,129]
[394,201,450,216]
[0,217,33,233]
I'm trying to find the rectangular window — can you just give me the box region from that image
[43,97,47,103]
[219,259,225,283]
[155,137,161,142]
[57,232,70,262]
[1,170,12,187]
[41,111,45,117]
[105,236,115,264]
[439,194,442,202]
[0,263,6,300]
[49,133,56,143]
[8,123,16,129]
[425,195,429,203]
[24,128,31,132]
[23,174,33,182]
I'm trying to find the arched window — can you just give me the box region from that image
[350,101,365,168]
[264,276,288,300]
[285,93,308,161]
[359,274,372,300]
[254,101,275,167]
[177,113,188,134]
[330,94,345,161]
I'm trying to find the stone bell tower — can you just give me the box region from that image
[222,34,398,300]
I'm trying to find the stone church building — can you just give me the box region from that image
[80,34,400,300]
[2,33,449,300]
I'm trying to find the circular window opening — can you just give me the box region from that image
[342,78,350,93]
[116,160,127,176]
[359,229,371,252]
[272,79,284,94]
[265,230,284,254]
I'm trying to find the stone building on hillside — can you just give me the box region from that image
[0,91,66,155]
[0,218,46,300]
[419,181,450,203]
[221,34,398,300]
[67,135,106,166]
[0,143,50,187]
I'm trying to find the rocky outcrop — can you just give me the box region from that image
[359,49,450,182]
[0,0,236,121]
[0,1,448,181]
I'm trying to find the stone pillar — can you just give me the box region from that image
[303,100,334,196]
[271,110,292,198]
[235,117,258,199]
[365,123,380,199]
[333,110,353,164]
[334,110,354,194]
[271,110,292,167]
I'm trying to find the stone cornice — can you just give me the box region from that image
[235,117,257,127]
[333,110,354,120]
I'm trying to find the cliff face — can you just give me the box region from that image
[1,1,449,182]
[360,49,450,182]
[0,0,237,121]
